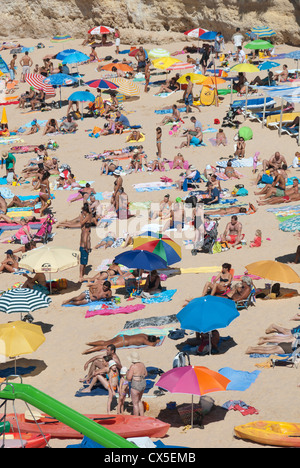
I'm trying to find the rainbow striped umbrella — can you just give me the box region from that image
[25,73,56,96]
[133,232,181,265]
[148,48,170,59]
[109,77,140,96]
[51,35,73,43]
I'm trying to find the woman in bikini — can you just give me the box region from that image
[39,171,51,217]
[156,127,162,159]
[100,160,117,175]
[0,249,19,273]
[106,262,135,286]
[202,263,233,296]
[234,137,246,158]
[83,334,160,354]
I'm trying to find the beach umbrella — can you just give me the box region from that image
[148,48,170,59]
[109,78,140,96]
[100,63,134,73]
[177,296,239,353]
[201,76,226,87]
[199,31,218,41]
[0,56,9,74]
[55,49,78,60]
[156,366,231,427]
[67,90,95,119]
[61,52,90,76]
[51,35,73,43]
[258,61,280,71]
[19,246,80,292]
[238,126,253,141]
[177,73,206,84]
[1,107,8,125]
[0,288,51,321]
[113,250,167,271]
[85,79,119,90]
[230,63,260,73]
[286,51,300,77]
[244,39,273,50]
[43,74,78,107]
[133,233,182,265]
[250,27,276,38]
[88,26,114,35]
[245,260,300,284]
[0,321,45,374]
[167,62,194,71]
[24,74,56,96]
[152,57,182,70]
[184,28,209,38]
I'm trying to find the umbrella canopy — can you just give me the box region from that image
[0,56,9,74]
[230,63,260,73]
[184,28,209,38]
[258,61,280,71]
[113,250,167,271]
[19,246,80,274]
[51,35,73,43]
[85,79,119,90]
[109,78,140,96]
[177,73,206,84]
[245,260,300,284]
[62,52,90,65]
[133,234,182,265]
[287,51,300,60]
[199,31,218,41]
[244,39,273,50]
[156,366,231,396]
[148,48,170,59]
[152,57,182,70]
[177,296,239,334]
[250,27,276,38]
[167,62,194,71]
[0,321,45,358]
[88,26,114,35]
[55,49,78,60]
[43,74,78,86]
[67,90,95,102]
[0,288,51,316]
[25,73,56,96]
[201,76,226,87]
[100,63,134,73]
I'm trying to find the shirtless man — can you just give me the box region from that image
[144,59,151,93]
[135,47,146,72]
[0,194,7,215]
[159,105,181,125]
[71,183,96,203]
[8,54,17,82]
[20,51,33,82]
[22,272,47,290]
[183,76,200,113]
[62,280,112,306]
[226,276,253,301]
[274,64,289,83]
[221,215,243,247]
[255,169,286,200]
[262,152,287,173]
[257,180,300,205]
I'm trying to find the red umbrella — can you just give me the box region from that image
[88,26,114,35]
[25,74,56,96]
[128,48,139,57]
[184,28,209,38]
[167,62,194,71]
[85,79,119,90]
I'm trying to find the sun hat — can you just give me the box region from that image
[120,366,128,375]
[108,360,117,368]
[113,169,121,175]
[1,151,8,159]
[128,351,141,363]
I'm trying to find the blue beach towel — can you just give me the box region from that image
[218,367,260,391]
[141,289,177,304]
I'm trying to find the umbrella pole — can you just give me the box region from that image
[230,79,233,105]
[213,59,219,107]
[278,97,284,137]
[244,83,248,120]
[191,394,194,428]
[209,331,212,355]
[262,95,266,129]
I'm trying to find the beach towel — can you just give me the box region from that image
[0,187,14,198]
[216,157,261,168]
[218,367,261,391]
[85,304,145,318]
[76,379,154,398]
[116,335,165,350]
[141,289,177,304]
[123,314,179,329]
[133,181,175,192]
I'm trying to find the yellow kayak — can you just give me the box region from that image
[234,421,300,447]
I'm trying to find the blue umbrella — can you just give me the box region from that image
[199,31,217,41]
[62,52,90,65]
[287,51,300,77]
[43,74,78,107]
[67,91,95,119]
[113,250,167,271]
[177,296,240,350]
[0,55,9,74]
[55,49,78,60]
[258,61,280,71]
[249,27,276,38]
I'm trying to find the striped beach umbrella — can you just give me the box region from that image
[184,28,209,38]
[133,232,181,265]
[167,62,194,71]
[51,35,73,43]
[88,26,114,35]
[109,78,140,96]
[250,27,276,38]
[148,48,170,59]
[24,73,56,96]
[0,288,51,320]
[85,79,119,90]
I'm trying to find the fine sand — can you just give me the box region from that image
[0,35,300,449]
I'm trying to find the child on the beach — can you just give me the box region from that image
[250,229,262,248]
[253,151,260,173]
[107,360,119,413]
[117,367,129,414]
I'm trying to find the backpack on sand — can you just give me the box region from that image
[172,351,190,368]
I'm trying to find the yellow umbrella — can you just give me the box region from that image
[0,321,45,373]
[245,260,300,284]
[109,77,140,96]
[177,73,206,85]
[152,57,182,70]
[231,63,260,73]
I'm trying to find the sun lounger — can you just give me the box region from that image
[266,112,300,128]
[231,96,275,110]
[248,109,282,123]
[281,126,299,137]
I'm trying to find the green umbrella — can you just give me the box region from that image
[238,126,253,141]
[244,39,273,50]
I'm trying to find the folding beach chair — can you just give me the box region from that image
[236,287,256,310]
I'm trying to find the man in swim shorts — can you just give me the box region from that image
[221,215,243,247]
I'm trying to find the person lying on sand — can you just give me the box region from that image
[245,324,299,354]
[62,280,112,306]
[205,203,256,217]
[83,334,161,355]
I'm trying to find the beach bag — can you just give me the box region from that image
[261,174,273,185]
[168,329,187,340]
[173,351,190,368]
[104,55,112,61]
[236,187,248,196]
[212,241,222,254]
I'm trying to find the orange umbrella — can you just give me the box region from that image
[201,76,226,86]
[100,63,134,73]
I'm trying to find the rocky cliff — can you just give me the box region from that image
[1,0,300,46]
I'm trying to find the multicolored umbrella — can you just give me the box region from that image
[88,26,114,35]
[85,79,119,90]
[51,35,73,43]
[199,31,218,41]
[167,62,194,71]
[109,78,140,96]
[184,28,209,38]
[250,27,276,38]
[24,73,56,96]
[148,48,170,59]
[133,232,181,265]
[156,366,231,426]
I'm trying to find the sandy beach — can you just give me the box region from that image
[0,33,300,449]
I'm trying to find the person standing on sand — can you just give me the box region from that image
[20,51,33,82]
[9,54,17,82]
[144,59,151,93]
[183,76,201,113]
[114,28,121,54]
